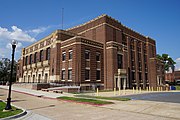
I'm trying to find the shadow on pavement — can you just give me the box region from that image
[11,99,27,102]
[27,104,55,110]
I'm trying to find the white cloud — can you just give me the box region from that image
[10,26,36,42]
[28,27,48,34]
[175,58,180,70]
[0,26,36,42]
[176,58,180,61]
[0,25,52,59]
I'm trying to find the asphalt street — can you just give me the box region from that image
[120,92,180,103]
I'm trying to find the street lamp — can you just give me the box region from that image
[5,40,17,110]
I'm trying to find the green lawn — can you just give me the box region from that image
[57,96,114,105]
[0,101,23,118]
[75,95,131,101]
[175,86,180,90]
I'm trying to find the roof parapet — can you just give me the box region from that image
[66,14,155,41]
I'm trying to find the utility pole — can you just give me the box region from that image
[62,8,64,30]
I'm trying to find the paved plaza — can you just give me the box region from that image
[0,86,180,120]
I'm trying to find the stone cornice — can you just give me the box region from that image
[61,36,103,49]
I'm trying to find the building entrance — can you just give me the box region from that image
[114,69,127,90]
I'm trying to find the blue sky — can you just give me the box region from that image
[0,0,180,70]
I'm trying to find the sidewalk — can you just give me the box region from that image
[0,85,63,120]
[16,111,52,120]
[0,85,73,99]
[1,85,180,120]
[1,85,177,98]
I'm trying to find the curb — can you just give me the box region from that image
[0,86,62,100]
[0,101,27,120]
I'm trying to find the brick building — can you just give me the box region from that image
[165,70,180,83]
[16,14,164,90]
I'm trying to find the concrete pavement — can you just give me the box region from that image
[0,85,180,120]
[16,111,52,120]
[0,85,73,98]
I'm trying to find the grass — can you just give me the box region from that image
[0,101,23,118]
[75,95,131,101]
[175,86,180,90]
[57,96,114,105]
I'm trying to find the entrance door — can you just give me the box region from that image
[38,74,41,83]
[33,75,35,83]
[28,75,30,83]
[45,74,48,83]
[116,78,118,89]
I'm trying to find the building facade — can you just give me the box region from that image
[165,70,180,83]
[16,14,164,90]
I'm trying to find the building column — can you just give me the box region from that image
[141,42,146,89]
[134,40,139,87]
[106,45,118,90]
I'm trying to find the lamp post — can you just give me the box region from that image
[5,40,17,110]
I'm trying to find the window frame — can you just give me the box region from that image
[85,50,90,60]
[62,51,66,61]
[29,54,32,64]
[69,50,73,60]
[46,47,51,60]
[68,69,72,80]
[96,70,101,80]
[34,52,37,63]
[61,70,66,80]
[96,52,100,62]
[85,69,90,81]
[40,50,43,62]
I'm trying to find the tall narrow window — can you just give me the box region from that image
[62,70,65,80]
[52,68,54,75]
[68,69,72,80]
[139,72,142,80]
[132,71,135,80]
[34,52,37,63]
[85,69,90,80]
[145,73,148,80]
[96,70,100,80]
[69,50,72,60]
[96,53,100,61]
[117,54,123,69]
[38,74,41,83]
[85,50,90,59]
[29,54,32,64]
[40,50,43,62]
[46,47,50,60]
[25,56,28,65]
[62,52,66,61]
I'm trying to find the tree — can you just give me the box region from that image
[156,54,176,72]
[0,58,17,84]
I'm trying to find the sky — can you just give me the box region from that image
[0,0,180,70]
